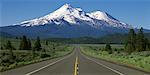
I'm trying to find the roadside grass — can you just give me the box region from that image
[0,37,57,50]
[0,46,73,72]
[0,37,74,72]
[0,37,20,49]
[81,46,150,72]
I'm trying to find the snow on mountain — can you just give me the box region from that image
[88,11,130,28]
[20,4,92,26]
[20,4,130,28]
[2,4,150,38]
[88,11,111,21]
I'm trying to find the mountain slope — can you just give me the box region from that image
[0,4,149,38]
[18,4,130,28]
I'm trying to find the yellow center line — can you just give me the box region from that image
[74,56,79,75]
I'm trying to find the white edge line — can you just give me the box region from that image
[85,56,124,75]
[80,50,124,75]
[25,53,72,75]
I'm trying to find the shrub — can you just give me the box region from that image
[40,54,50,58]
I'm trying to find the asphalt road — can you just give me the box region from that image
[1,46,150,75]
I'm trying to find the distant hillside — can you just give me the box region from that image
[0,32,15,38]
[47,33,150,44]
[1,33,149,44]
[97,33,128,43]
[47,37,98,44]
[99,33,150,43]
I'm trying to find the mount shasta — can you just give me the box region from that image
[0,4,149,38]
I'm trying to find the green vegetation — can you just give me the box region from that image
[0,36,73,72]
[2,33,150,44]
[125,28,150,53]
[33,36,42,51]
[125,29,136,53]
[81,28,150,72]
[81,46,150,72]
[45,32,150,44]
[5,40,15,50]
[19,35,31,50]
[105,43,112,54]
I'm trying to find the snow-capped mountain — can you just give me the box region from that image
[1,4,149,38]
[19,4,130,28]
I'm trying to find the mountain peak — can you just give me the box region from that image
[19,4,130,28]
[89,11,112,21]
[61,3,72,8]
[57,3,74,12]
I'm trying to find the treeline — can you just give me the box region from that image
[125,27,150,53]
[1,35,53,59]
[19,36,32,50]
[2,36,46,51]
[45,33,150,44]
[0,36,72,71]
[103,27,150,54]
[19,36,42,51]
[1,36,43,67]
[0,35,69,71]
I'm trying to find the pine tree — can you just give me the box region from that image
[31,49,35,58]
[125,29,136,53]
[45,40,48,45]
[136,27,146,51]
[16,37,18,39]
[5,40,14,59]
[5,40,12,50]
[1,46,3,50]
[105,43,112,54]
[33,36,41,50]
[19,35,28,50]
[145,38,150,51]
[27,39,32,50]
[49,43,56,56]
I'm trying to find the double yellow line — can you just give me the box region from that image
[74,56,79,75]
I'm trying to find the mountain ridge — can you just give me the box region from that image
[17,4,131,28]
[0,4,149,38]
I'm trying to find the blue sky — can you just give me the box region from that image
[1,0,150,29]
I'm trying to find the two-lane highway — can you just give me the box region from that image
[1,46,149,75]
